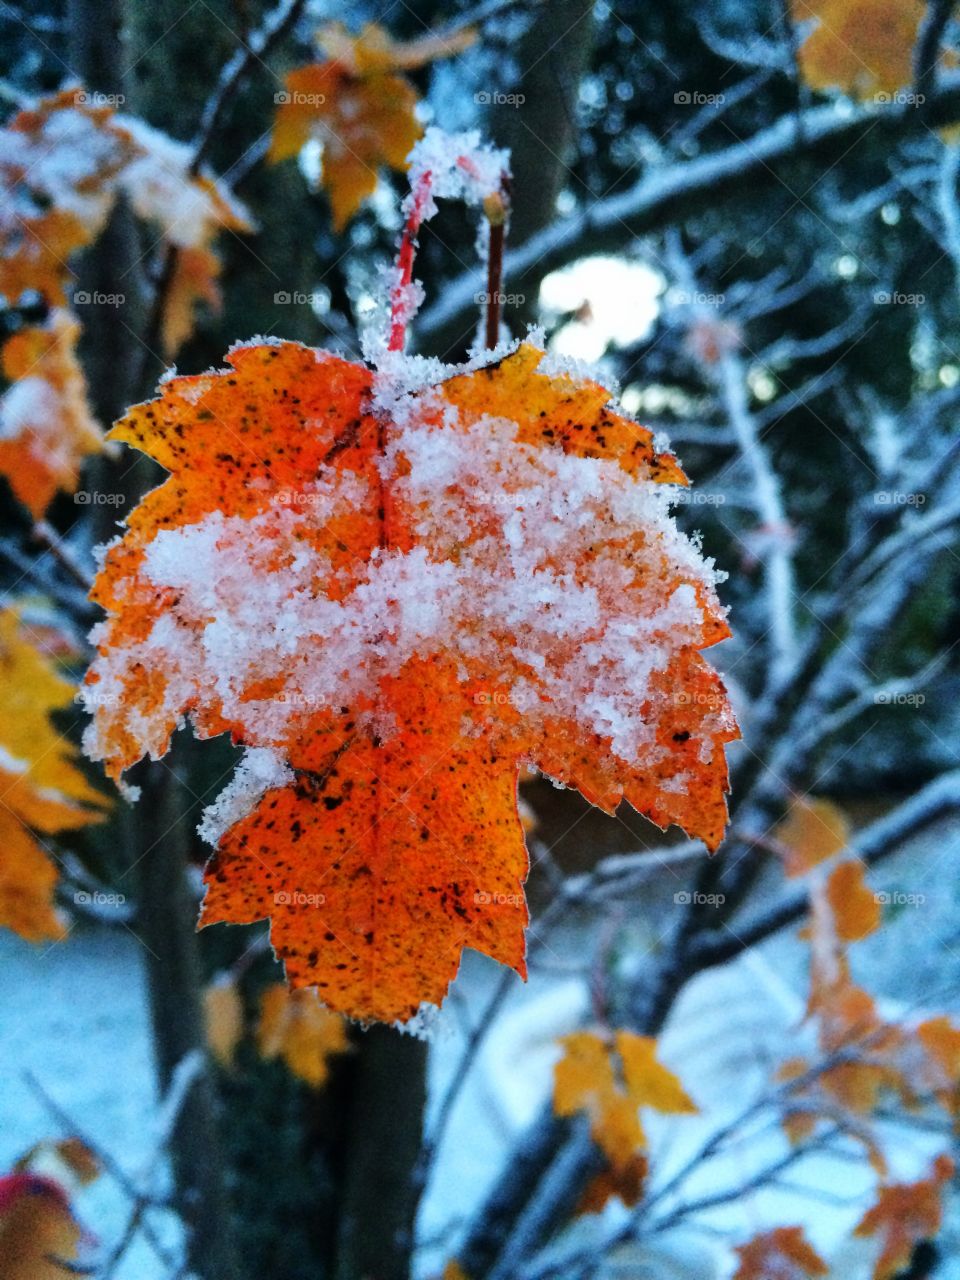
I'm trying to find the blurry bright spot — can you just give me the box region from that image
[624,383,700,416]
[938,364,960,387]
[556,190,576,216]
[310,285,331,318]
[835,254,859,279]
[355,292,376,317]
[621,386,642,413]
[540,255,662,362]
[881,203,901,226]
[749,368,778,402]
[299,138,322,187]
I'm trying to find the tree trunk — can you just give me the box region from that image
[333,1027,428,1280]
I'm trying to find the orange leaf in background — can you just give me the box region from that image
[257,983,351,1086]
[0,89,135,305]
[732,1225,828,1280]
[0,609,108,942]
[0,1174,84,1280]
[854,1154,953,1280]
[777,860,904,1162]
[917,1016,960,1111]
[775,795,850,877]
[578,1152,648,1214]
[826,859,880,942]
[0,310,102,518]
[83,336,736,1022]
[204,975,245,1069]
[0,92,249,354]
[792,0,926,99]
[162,246,224,359]
[270,23,472,229]
[15,1138,100,1188]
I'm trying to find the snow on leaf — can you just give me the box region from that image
[0,609,109,943]
[113,118,253,357]
[0,310,103,518]
[0,91,249,355]
[256,983,351,1086]
[854,1154,953,1280]
[792,0,926,99]
[774,795,850,878]
[82,331,736,1023]
[0,89,136,306]
[732,1226,828,1280]
[269,23,473,230]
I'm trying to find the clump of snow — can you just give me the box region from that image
[115,116,252,248]
[0,99,128,235]
[198,748,293,846]
[404,127,510,218]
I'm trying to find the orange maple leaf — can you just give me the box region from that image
[270,22,473,229]
[732,1225,828,1280]
[0,609,108,942]
[792,0,927,99]
[82,331,737,1022]
[854,1153,953,1280]
[0,310,103,518]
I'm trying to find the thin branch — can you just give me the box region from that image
[418,76,960,349]
[915,0,955,102]
[693,769,960,967]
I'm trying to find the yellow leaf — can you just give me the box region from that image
[0,609,109,942]
[204,976,244,1069]
[316,21,476,73]
[554,1030,696,1183]
[269,22,471,229]
[792,0,926,99]
[257,983,351,1087]
[616,1031,699,1114]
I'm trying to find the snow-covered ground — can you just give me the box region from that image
[0,924,180,1279]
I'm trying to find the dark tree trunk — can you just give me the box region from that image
[333,1027,428,1280]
